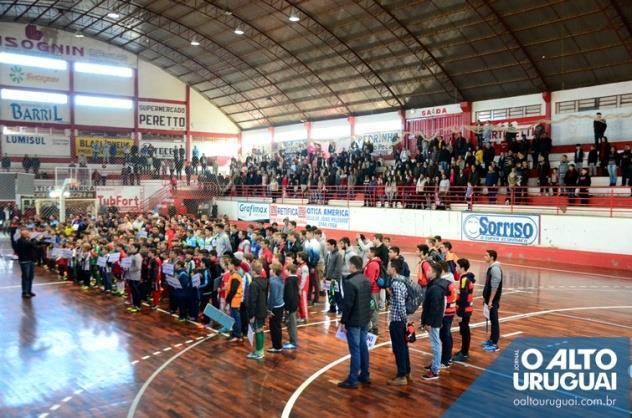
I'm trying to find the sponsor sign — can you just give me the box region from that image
[0,63,68,90]
[237,202,269,222]
[356,131,401,156]
[272,139,305,156]
[462,213,540,245]
[0,23,137,66]
[2,132,70,157]
[406,103,463,119]
[1,101,69,123]
[96,186,144,212]
[139,138,185,159]
[269,204,350,230]
[76,135,134,157]
[137,101,187,131]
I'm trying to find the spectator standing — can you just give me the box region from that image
[558,155,569,194]
[1,153,10,172]
[621,145,631,187]
[16,229,38,298]
[607,146,619,186]
[577,168,591,206]
[482,250,502,352]
[338,256,372,389]
[387,258,411,386]
[573,144,584,171]
[587,145,598,177]
[593,112,607,147]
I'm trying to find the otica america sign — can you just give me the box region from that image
[462,213,540,245]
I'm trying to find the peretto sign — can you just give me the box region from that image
[137,101,187,131]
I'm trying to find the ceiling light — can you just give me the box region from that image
[1,88,68,104]
[224,10,232,15]
[288,12,300,22]
[74,32,84,38]
[234,27,244,35]
[107,12,120,19]
[74,62,133,78]
[190,39,200,46]
[0,52,67,70]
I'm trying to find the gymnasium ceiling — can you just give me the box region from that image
[1,0,632,129]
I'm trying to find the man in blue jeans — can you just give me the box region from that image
[338,256,372,389]
[421,262,449,381]
[387,258,411,386]
[15,229,38,298]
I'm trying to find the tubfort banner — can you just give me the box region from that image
[2,132,70,157]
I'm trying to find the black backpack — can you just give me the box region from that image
[394,277,424,315]
[376,261,391,289]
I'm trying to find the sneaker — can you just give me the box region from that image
[480,340,493,347]
[453,352,470,362]
[440,363,451,369]
[424,364,432,370]
[229,337,242,343]
[387,377,408,386]
[337,380,358,389]
[483,344,500,352]
[267,348,283,353]
[421,370,439,381]
[358,377,371,385]
[282,343,297,350]
[246,352,264,360]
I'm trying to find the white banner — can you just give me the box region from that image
[96,186,144,212]
[0,63,68,90]
[269,204,350,230]
[2,132,70,157]
[461,213,540,246]
[356,131,401,156]
[139,138,185,159]
[237,202,269,222]
[406,103,463,119]
[0,23,137,67]
[137,101,187,131]
[1,100,69,124]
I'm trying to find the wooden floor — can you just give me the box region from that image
[1,238,631,418]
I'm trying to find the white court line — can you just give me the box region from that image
[280,305,632,418]
[0,281,71,290]
[141,355,150,360]
[37,413,49,418]
[126,336,211,418]
[49,404,60,411]
[465,258,632,280]
[501,331,524,338]
[61,396,72,403]
[549,312,632,330]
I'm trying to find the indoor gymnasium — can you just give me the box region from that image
[0,1,631,418]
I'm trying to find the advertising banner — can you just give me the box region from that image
[96,186,144,212]
[1,100,69,124]
[237,202,269,222]
[356,131,401,156]
[137,101,187,131]
[0,63,68,90]
[461,213,540,245]
[139,137,185,159]
[2,132,70,157]
[76,135,134,157]
[0,23,137,67]
[269,204,350,230]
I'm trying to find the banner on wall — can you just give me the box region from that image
[1,100,69,123]
[137,102,187,131]
[269,204,350,230]
[272,139,306,156]
[139,138,185,159]
[237,202,269,222]
[0,23,137,67]
[96,186,144,212]
[0,63,68,90]
[2,132,70,157]
[461,213,540,245]
[76,135,134,157]
[406,103,463,119]
[356,131,401,156]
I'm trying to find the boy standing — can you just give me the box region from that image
[453,259,475,362]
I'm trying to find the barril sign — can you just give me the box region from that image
[1,101,69,123]
[462,213,539,245]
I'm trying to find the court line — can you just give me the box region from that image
[466,258,632,280]
[501,331,524,338]
[280,305,632,418]
[126,336,212,418]
[0,281,71,290]
[548,312,632,330]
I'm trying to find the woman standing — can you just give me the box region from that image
[607,145,619,186]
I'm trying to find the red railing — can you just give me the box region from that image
[213,184,632,216]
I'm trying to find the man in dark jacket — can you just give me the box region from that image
[421,262,450,380]
[338,256,372,389]
[247,262,268,360]
[16,229,38,298]
[283,264,300,350]
[325,239,344,314]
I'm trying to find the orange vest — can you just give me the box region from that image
[444,281,457,316]
[457,274,475,314]
[228,271,244,309]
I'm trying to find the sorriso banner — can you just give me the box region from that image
[96,186,144,212]
[237,202,269,222]
[269,204,350,230]
[2,133,70,157]
[461,213,540,245]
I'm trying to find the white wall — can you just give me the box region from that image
[74,103,133,128]
[471,93,545,121]
[274,123,307,142]
[311,118,350,140]
[138,61,185,101]
[189,89,239,134]
[355,111,403,135]
[215,199,632,256]
[551,80,632,102]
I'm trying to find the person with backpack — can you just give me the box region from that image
[387,258,411,386]
[454,258,476,362]
[363,247,383,335]
[421,262,450,381]
[283,263,300,350]
[246,261,268,360]
[338,256,372,389]
[426,237,444,263]
[388,246,410,278]
[441,242,459,280]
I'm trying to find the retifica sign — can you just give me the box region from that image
[269,204,350,230]
[76,135,134,157]
[0,23,137,67]
[237,202,269,222]
[137,101,187,131]
[2,132,70,157]
[0,63,68,90]
[461,213,540,245]
[1,100,69,123]
[96,186,144,212]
